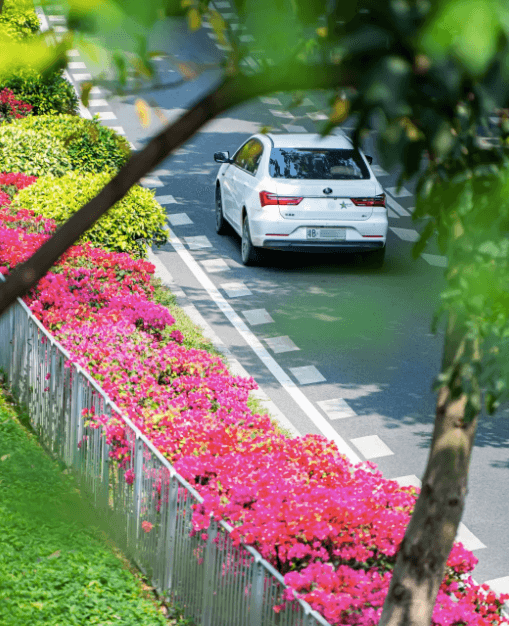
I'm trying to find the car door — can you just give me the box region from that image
[229,139,264,232]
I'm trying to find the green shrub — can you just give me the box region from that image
[0,68,78,116]
[0,115,130,176]
[0,0,40,42]
[12,170,168,257]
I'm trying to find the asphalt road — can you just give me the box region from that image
[41,1,509,599]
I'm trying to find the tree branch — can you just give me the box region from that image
[0,61,354,316]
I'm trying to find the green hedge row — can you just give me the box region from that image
[12,170,168,257]
[0,114,131,176]
[0,0,40,42]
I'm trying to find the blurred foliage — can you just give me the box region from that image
[2,0,509,416]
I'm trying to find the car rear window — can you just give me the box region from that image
[269,148,370,180]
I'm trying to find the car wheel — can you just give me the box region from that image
[241,215,262,266]
[364,246,386,269]
[215,186,228,235]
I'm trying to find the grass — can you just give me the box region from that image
[0,381,193,626]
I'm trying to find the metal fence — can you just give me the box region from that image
[0,279,330,626]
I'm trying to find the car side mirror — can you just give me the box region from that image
[214,151,231,163]
[365,155,373,165]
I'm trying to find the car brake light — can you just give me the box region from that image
[259,191,303,207]
[351,193,386,207]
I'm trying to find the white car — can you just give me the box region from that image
[214,133,388,267]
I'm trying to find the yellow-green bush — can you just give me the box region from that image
[0,0,40,42]
[0,115,130,176]
[11,170,168,257]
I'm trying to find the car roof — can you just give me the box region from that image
[265,132,354,150]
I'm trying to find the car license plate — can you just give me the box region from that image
[306,228,346,240]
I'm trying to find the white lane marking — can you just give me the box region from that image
[71,73,92,81]
[390,227,420,242]
[168,213,193,226]
[456,522,486,551]
[201,258,230,273]
[184,236,213,250]
[483,577,509,605]
[152,169,172,176]
[351,435,394,459]
[307,111,328,121]
[207,32,217,39]
[109,126,126,135]
[140,176,163,187]
[146,251,301,437]
[392,474,421,488]
[421,253,448,267]
[260,97,282,105]
[214,0,231,7]
[68,61,86,69]
[263,336,300,354]
[220,281,252,297]
[245,57,258,69]
[159,228,362,463]
[95,111,117,120]
[290,365,326,385]
[386,195,411,217]
[317,398,357,420]
[282,124,307,132]
[89,86,102,95]
[269,109,295,119]
[67,49,80,56]
[155,194,178,204]
[129,142,136,150]
[48,14,65,21]
[371,164,389,177]
[242,308,274,325]
[240,34,255,42]
[301,98,315,106]
[87,98,109,107]
[387,208,400,219]
[53,25,68,32]
[386,186,412,198]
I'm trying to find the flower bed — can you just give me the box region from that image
[1,175,508,625]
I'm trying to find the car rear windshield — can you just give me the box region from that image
[269,148,370,180]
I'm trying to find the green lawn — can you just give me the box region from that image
[0,381,188,626]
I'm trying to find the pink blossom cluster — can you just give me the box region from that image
[0,88,33,123]
[1,187,508,625]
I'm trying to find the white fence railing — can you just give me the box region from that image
[0,277,330,626]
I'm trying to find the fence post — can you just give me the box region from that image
[201,521,218,626]
[132,436,144,550]
[163,476,178,595]
[250,559,265,626]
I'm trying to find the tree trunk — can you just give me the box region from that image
[379,313,479,626]
[0,0,4,15]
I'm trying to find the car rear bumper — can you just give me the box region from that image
[261,239,385,253]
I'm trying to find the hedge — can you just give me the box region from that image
[0,114,131,176]
[0,0,40,42]
[11,170,168,256]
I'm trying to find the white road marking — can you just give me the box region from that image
[421,253,448,267]
[72,73,92,81]
[392,474,421,488]
[109,126,126,135]
[240,34,255,42]
[387,208,400,219]
[301,98,315,106]
[371,164,389,177]
[260,97,282,105]
[68,61,86,69]
[184,236,213,250]
[456,522,486,551]
[220,281,252,297]
[201,258,231,273]
[151,169,172,176]
[89,86,102,95]
[351,435,394,459]
[290,365,326,385]
[317,398,357,420]
[242,308,274,325]
[390,227,420,242]
[214,0,231,7]
[67,49,80,56]
[307,112,328,121]
[48,14,65,21]
[386,186,412,198]
[155,195,178,204]
[483,577,509,604]
[140,176,163,187]
[269,109,295,119]
[263,336,300,354]
[245,57,258,69]
[386,195,411,217]
[157,229,362,463]
[95,111,117,120]
[53,25,68,32]
[282,124,307,132]
[168,213,193,226]
[87,98,109,107]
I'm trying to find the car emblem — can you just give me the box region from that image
[340,201,347,208]
[323,188,333,195]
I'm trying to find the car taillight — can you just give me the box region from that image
[259,191,303,207]
[351,193,386,207]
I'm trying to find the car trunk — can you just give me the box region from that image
[275,180,377,221]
